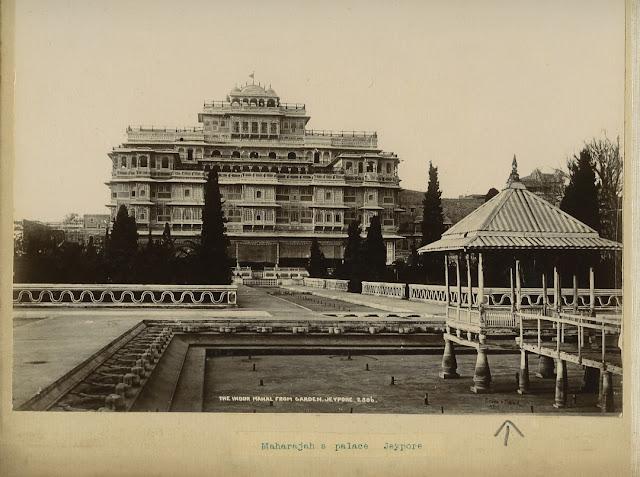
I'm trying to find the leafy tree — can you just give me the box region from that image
[586,136,623,242]
[421,162,445,245]
[108,204,139,283]
[484,187,499,202]
[362,215,387,281]
[560,149,601,232]
[308,238,327,278]
[198,166,232,284]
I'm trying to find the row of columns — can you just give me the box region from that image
[441,341,615,410]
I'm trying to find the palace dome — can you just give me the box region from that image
[229,83,279,98]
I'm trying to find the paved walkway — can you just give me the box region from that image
[282,285,446,316]
[12,285,445,407]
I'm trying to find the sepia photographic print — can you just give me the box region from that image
[1,0,638,475]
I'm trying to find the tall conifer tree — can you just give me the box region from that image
[363,215,387,281]
[560,149,601,232]
[421,162,445,245]
[199,166,232,284]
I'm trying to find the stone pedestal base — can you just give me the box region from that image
[470,348,491,393]
[599,371,614,412]
[517,351,530,394]
[553,359,568,408]
[581,366,600,393]
[535,355,555,379]
[440,339,460,379]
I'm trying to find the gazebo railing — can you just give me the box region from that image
[517,309,622,368]
[410,284,621,309]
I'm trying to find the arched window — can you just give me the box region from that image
[140,156,148,167]
[314,151,320,163]
[267,99,275,107]
[121,157,127,168]
[212,150,221,157]
[249,151,259,159]
[386,163,392,174]
[162,157,169,168]
[256,190,262,199]
[268,152,277,160]
[258,99,264,106]
[287,152,297,160]
[358,162,364,173]
[232,151,241,158]
[326,214,331,222]
[335,213,341,222]
[249,99,257,106]
[131,157,137,168]
[187,148,194,160]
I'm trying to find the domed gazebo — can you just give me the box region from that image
[417,157,622,410]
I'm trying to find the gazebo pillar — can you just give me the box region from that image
[572,274,578,314]
[477,253,485,309]
[455,255,462,319]
[589,267,595,316]
[444,255,450,306]
[541,272,548,316]
[465,254,472,320]
[515,260,530,394]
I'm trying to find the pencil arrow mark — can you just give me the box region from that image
[494,420,524,446]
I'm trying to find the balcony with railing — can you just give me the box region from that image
[203,100,306,111]
[126,126,204,142]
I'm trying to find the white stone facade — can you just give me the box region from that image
[107,82,403,265]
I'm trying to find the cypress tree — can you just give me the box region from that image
[342,220,363,291]
[363,215,387,281]
[421,162,445,245]
[421,162,445,283]
[560,149,601,232]
[109,205,138,283]
[199,166,232,284]
[308,238,327,278]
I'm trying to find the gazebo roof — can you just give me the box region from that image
[418,157,622,253]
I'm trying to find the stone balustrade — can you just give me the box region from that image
[324,279,349,291]
[13,284,237,307]
[361,281,406,299]
[303,277,326,288]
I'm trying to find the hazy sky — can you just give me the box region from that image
[13,0,625,221]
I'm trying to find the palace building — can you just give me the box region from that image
[106,81,403,267]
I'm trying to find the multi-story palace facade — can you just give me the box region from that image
[106,82,403,267]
